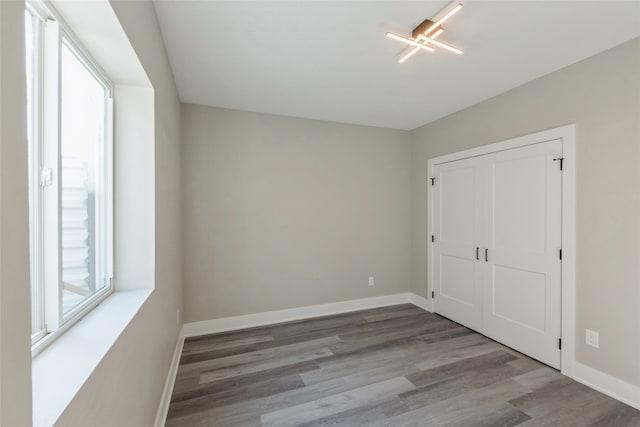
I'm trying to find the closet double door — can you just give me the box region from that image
[432,139,562,368]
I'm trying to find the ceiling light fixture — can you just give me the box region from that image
[386,2,463,63]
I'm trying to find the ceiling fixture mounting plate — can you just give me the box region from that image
[412,19,441,39]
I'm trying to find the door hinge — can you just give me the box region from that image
[553,157,564,171]
[431,291,435,298]
[558,338,562,350]
[430,177,435,186]
[431,235,435,243]
[559,249,562,260]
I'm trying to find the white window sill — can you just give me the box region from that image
[32,289,153,427]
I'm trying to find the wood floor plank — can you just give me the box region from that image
[259,377,415,427]
[418,332,490,354]
[168,374,305,419]
[172,360,320,402]
[184,326,272,346]
[199,347,334,383]
[363,306,428,323]
[371,379,530,427]
[295,397,410,427]
[407,350,518,388]
[336,313,449,341]
[416,324,475,344]
[166,304,640,426]
[182,333,275,356]
[326,320,465,357]
[398,363,524,408]
[509,377,632,426]
[179,335,341,375]
[511,366,563,389]
[507,356,546,373]
[415,341,504,370]
[515,393,640,427]
[170,356,426,426]
[585,401,640,427]
[180,343,260,365]
[301,342,427,385]
[268,311,368,340]
[302,358,421,397]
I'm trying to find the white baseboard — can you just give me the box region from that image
[574,362,640,410]
[154,328,185,427]
[182,293,423,338]
[409,293,432,312]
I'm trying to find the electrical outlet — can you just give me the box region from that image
[585,329,599,348]
[368,276,375,286]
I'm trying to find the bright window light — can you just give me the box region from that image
[60,42,109,315]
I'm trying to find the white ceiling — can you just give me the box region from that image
[153,1,640,130]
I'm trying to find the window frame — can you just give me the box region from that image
[26,5,47,345]
[27,0,115,356]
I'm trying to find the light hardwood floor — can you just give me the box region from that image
[167,304,640,426]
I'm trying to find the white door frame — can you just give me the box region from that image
[426,124,576,378]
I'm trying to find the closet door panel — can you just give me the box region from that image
[433,158,483,331]
[483,139,562,368]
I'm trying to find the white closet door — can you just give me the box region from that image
[482,139,562,368]
[433,157,483,331]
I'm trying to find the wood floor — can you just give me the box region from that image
[166,304,640,426]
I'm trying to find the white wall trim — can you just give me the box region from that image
[559,124,577,379]
[574,362,640,411]
[409,293,432,312]
[426,124,576,378]
[183,293,418,337]
[154,328,185,427]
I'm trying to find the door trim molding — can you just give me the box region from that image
[426,124,576,378]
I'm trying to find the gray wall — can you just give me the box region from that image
[182,104,412,322]
[0,1,33,424]
[410,38,640,387]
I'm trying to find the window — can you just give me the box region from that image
[26,3,114,351]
